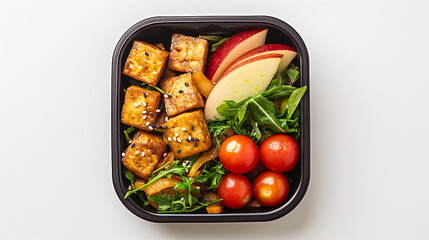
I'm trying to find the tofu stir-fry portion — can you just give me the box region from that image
[120,29,307,213]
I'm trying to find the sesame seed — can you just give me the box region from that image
[180,197,184,201]
[185,82,189,87]
[142,110,147,114]
[162,126,168,129]
[196,186,200,189]
[168,137,172,141]
[129,140,132,143]
[191,137,194,141]
[195,138,199,142]
[156,109,161,112]
[184,160,189,164]
[134,103,139,107]
[146,122,150,126]
[144,51,149,56]
[142,151,145,157]
[177,149,181,153]
[186,138,191,142]
[163,153,167,157]
[164,94,168,98]
[223,133,228,137]
[144,93,147,98]
[177,138,182,143]
[181,128,186,131]
[137,102,141,106]
[149,112,154,116]
[182,162,187,167]
[142,115,147,119]
[135,150,140,155]
[174,157,177,160]
[173,137,177,141]
[185,169,188,173]
[191,125,194,130]
[142,102,147,107]
[152,123,156,128]
[168,94,172,98]
[178,90,184,93]
[128,185,132,191]
[148,126,153,130]
[194,142,198,147]
[255,122,258,127]
[174,133,179,137]
[121,152,125,157]
[165,116,169,121]
[131,143,135,148]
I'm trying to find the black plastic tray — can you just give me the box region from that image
[111,16,310,223]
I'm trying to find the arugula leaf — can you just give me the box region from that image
[198,35,230,52]
[124,160,186,199]
[124,170,135,184]
[198,35,224,42]
[210,38,230,52]
[207,120,231,148]
[286,68,300,84]
[194,161,227,189]
[128,79,164,94]
[287,86,307,118]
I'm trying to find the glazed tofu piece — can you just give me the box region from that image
[121,131,166,180]
[168,34,209,73]
[160,73,204,117]
[162,110,212,159]
[121,86,161,131]
[123,41,169,86]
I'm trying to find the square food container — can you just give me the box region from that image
[111,16,310,223]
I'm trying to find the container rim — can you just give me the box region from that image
[111,15,310,223]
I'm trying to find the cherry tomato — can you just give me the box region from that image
[253,171,289,207]
[219,135,259,174]
[217,173,252,209]
[259,134,299,172]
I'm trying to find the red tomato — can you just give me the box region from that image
[259,134,299,172]
[217,173,252,209]
[253,171,289,207]
[219,135,259,174]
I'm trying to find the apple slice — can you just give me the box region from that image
[226,44,297,74]
[205,53,283,120]
[205,29,268,83]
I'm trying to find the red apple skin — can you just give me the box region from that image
[205,29,267,82]
[229,44,295,66]
[217,53,284,83]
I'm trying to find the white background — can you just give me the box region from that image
[1,0,428,239]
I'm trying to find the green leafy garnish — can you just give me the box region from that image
[194,160,227,189]
[199,35,230,52]
[123,127,135,144]
[124,159,220,213]
[124,160,187,199]
[128,79,164,94]
[208,68,306,144]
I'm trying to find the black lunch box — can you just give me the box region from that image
[111,16,310,223]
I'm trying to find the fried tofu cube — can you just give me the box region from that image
[122,131,166,180]
[162,110,212,159]
[121,86,161,131]
[168,34,209,73]
[160,73,204,117]
[123,41,169,86]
